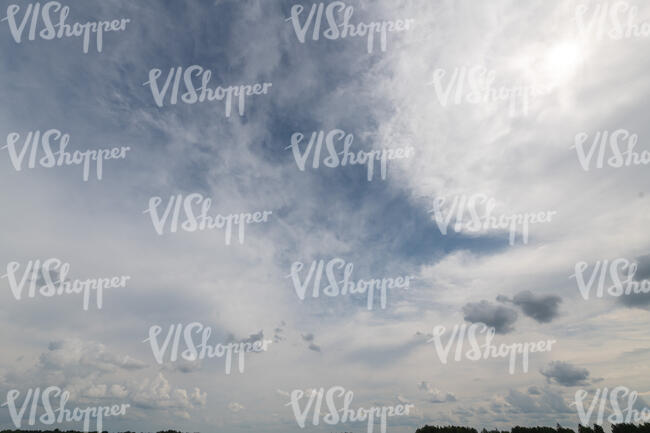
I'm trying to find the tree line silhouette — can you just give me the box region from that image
[416,424,650,433]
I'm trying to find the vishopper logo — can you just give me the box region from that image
[143,193,272,245]
[430,194,557,246]
[428,323,556,374]
[1,258,130,311]
[1,2,130,54]
[288,258,415,310]
[576,2,650,41]
[427,66,550,117]
[1,387,129,433]
[571,258,650,300]
[286,2,415,54]
[574,386,650,425]
[571,130,650,171]
[143,323,273,375]
[287,129,414,181]
[286,386,414,433]
[143,65,272,117]
[3,130,130,182]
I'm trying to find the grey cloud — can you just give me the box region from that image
[227,402,245,413]
[273,321,286,343]
[453,406,474,417]
[41,339,147,373]
[528,385,541,395]
[540,361,590,386]
[490,401,504,413]
[242,330,264,344]
[538,388,573,413]
[433,393,457,404]
[462,300,518,334]
[4,340,204,421]
[499,290,562,323]
[131,373,207,414]
[506,389,538,413]
[48,340,65,351]
[300,332,321,352]
[163,360,203,374]
[504,388,572,414]
[618,292,650,308]
[634,255,650,280]
[619,255,650,308]
[418,381,457,403]
[226,330,267,345]
[118,356,149,370]
[619,347,650,359]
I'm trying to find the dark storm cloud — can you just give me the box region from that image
[462,300,518,334]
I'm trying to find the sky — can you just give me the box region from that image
[1,0,650,432]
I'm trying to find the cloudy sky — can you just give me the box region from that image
[1,0,650,432]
